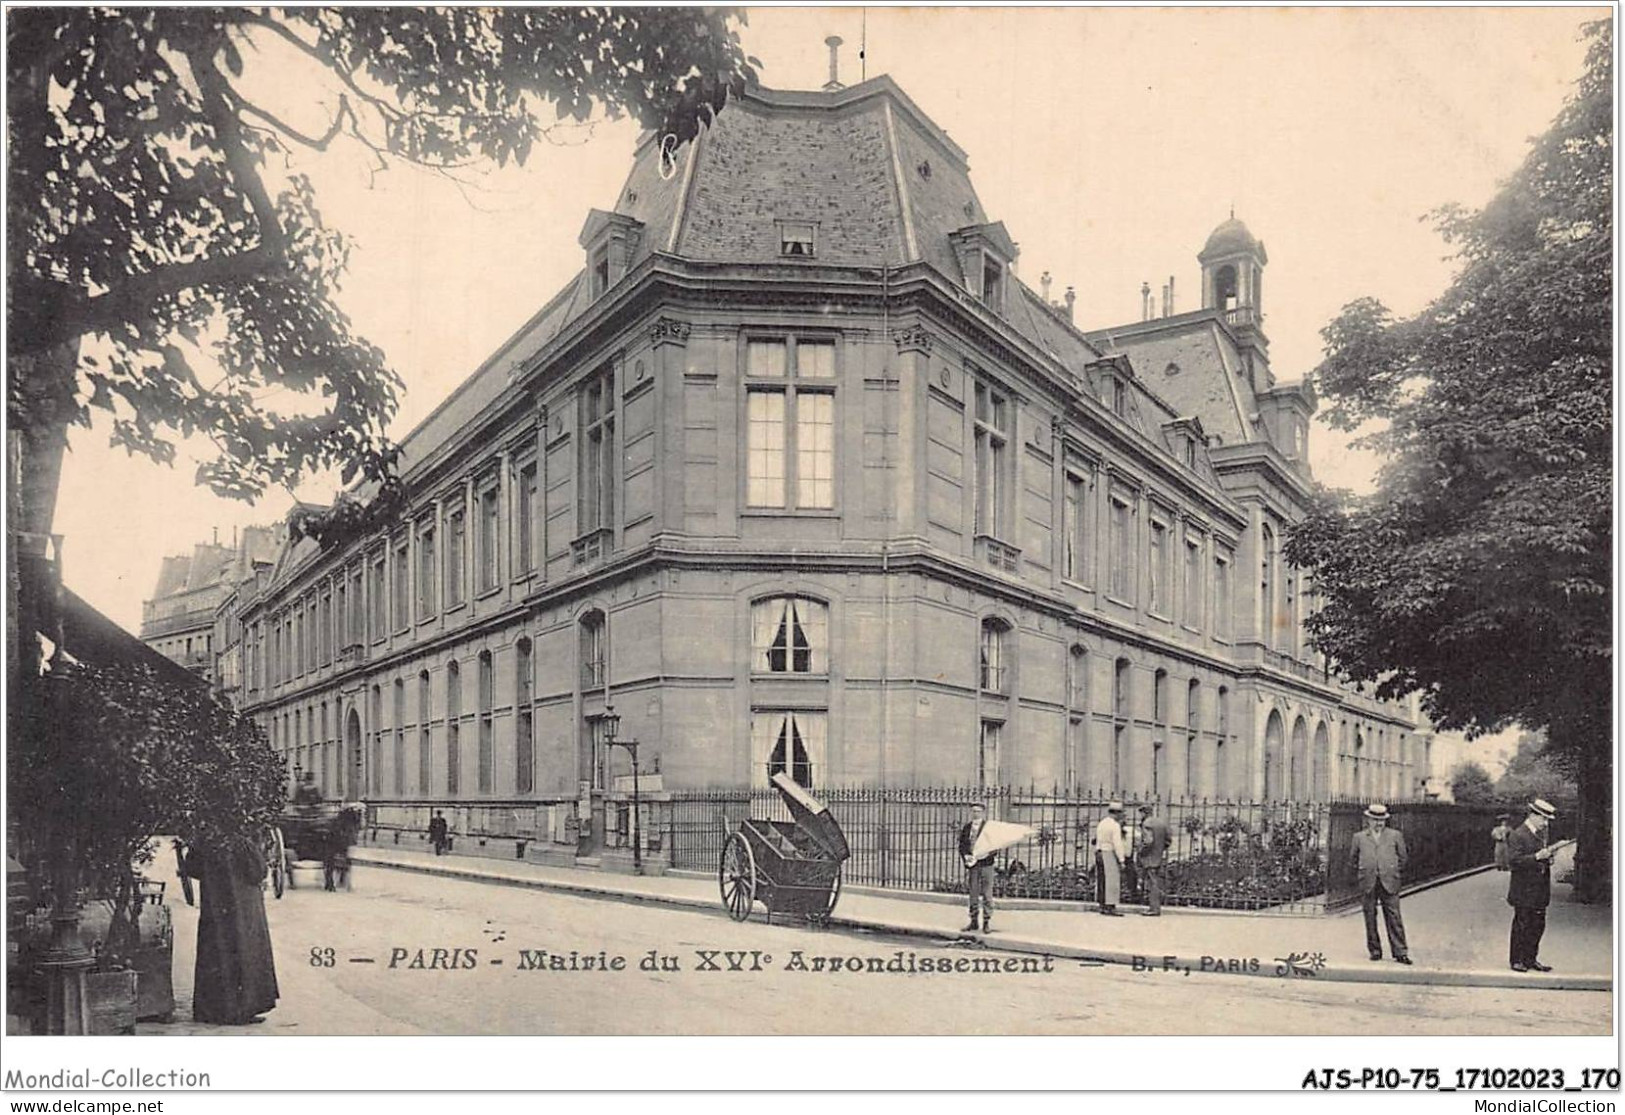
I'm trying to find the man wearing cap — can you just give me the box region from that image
[1351,803,1411,964]
[958,802,995,933]
[1094,802,1128,916]
[1506,799,1558,973]
[1135,803,1170,916]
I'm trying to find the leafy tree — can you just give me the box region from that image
[1494,730,1576,807]
[7,6,756,514]
[1448,762,1497,806]
[1285,21,1611,900]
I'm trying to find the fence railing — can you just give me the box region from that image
[360,787,1520,916]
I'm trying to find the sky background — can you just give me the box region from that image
[51,5,1602,641]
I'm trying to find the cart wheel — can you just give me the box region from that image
[267,828,286,900]
[719,834,756,922]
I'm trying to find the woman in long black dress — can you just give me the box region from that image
[183,834,278,1024]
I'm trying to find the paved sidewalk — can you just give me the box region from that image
[351,842,1611,991]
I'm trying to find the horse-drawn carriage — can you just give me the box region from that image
[266,802,364,896]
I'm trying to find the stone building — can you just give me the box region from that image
[224,72,1421,852]
[140,528,277,686]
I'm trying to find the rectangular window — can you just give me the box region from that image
[446,508,466,607]
[750,710,827,790]
[579,368,616,534]
[973,382,1009,538]
[979,622,1006,692]
[393,538,410,630]
[978,720,1001,791]
[370,686,383,796]
[418,524,437,617]
[779,221,816,258]
[517,462,538,574]
[981,256,1004,313]
[1063,471,1088,582]
[1109,496,1133,600]
[370,555,387,641]
[306,598,318,673]
[319,591,332,666]
[1214,552,1233,641]
[1184,535,1202,627]
[590,245,610,299]
[580,614,606,688]
[348,567,363,645]
[1149,520,1168,614]
[478,484,500,593]
[746,336,836,510]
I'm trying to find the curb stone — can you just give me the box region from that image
[350,849,1611,992]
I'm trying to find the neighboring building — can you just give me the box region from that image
[209,524,285,710]
[223,70,1418,856]
[141,526,279,693]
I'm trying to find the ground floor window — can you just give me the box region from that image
[750,710,826,789]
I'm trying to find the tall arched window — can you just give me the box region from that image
[369,684,383,796]
[1067,646,1088,790]
[393,679,406,796]
[1186,680,1201,797]
[750,710,825,791]
[478,650,494,794]
[1215,685,1230,797]
[446,660,461,796]
[1261,525,1277,648]
[418,671,432,796]
[1112,658,1131,791]
[979,619,1010,693]
[580,610,606,689]
[751,596,829,674]
[515,638,534,794]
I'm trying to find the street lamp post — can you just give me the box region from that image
[601,705,641,873]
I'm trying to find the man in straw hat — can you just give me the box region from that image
[1506,799,1559,972]
[1351,803,1411,964]
[1094,801,1128,916]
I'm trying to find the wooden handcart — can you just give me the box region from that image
[719,773,850,925]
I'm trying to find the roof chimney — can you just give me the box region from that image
[1141,281,1152,322]
[1167,274,1176,316]
[1063,286,1076,322]
[1040,271,1052,303]
[823,35,845,91]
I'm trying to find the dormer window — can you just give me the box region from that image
[1185,438,1199,468]
[1108,377,1126,417]
[779,220,817,258]
[578,209,645,303]
[981,255,1004,313]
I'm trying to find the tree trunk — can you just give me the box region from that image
[1571,739,1611,904]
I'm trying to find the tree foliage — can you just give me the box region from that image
[1448,762,1497,806]
[1285,21,1611,896]
[8,659,283,965]
[7,7,757,502]
[1493,730,1576,806]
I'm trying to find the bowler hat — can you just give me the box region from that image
[1529,799,1557,819]
[1363,803,1390,820]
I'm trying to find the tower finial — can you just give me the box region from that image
[1230,202,1235,220]
[824,35,845,91]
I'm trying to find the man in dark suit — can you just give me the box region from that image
[428,810,450,856]
[1506,798,1558,972]
[1135,803,1170,916]
[1351,803,1411,964]
[958,802,995,933]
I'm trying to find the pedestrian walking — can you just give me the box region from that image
[428,810,450,856]
[1351,803,1411,965]
[1094,801,1127,916]
[958,802,995,933]
[1506,798,1559,973]
[1136,803,1170,916]
[1491,814,1512,871]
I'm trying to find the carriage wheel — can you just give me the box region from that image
[719,834,756,922]
[267,828,287,900]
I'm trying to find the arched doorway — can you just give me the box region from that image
[1289,716,1309,799]
[1263,709,1285,799]
[346,708,364,801]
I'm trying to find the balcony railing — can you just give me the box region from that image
[1223,306,1263,329]
[571,527,613,568]
[975,534,1021,575]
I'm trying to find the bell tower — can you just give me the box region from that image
[1199,214,1271,389]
